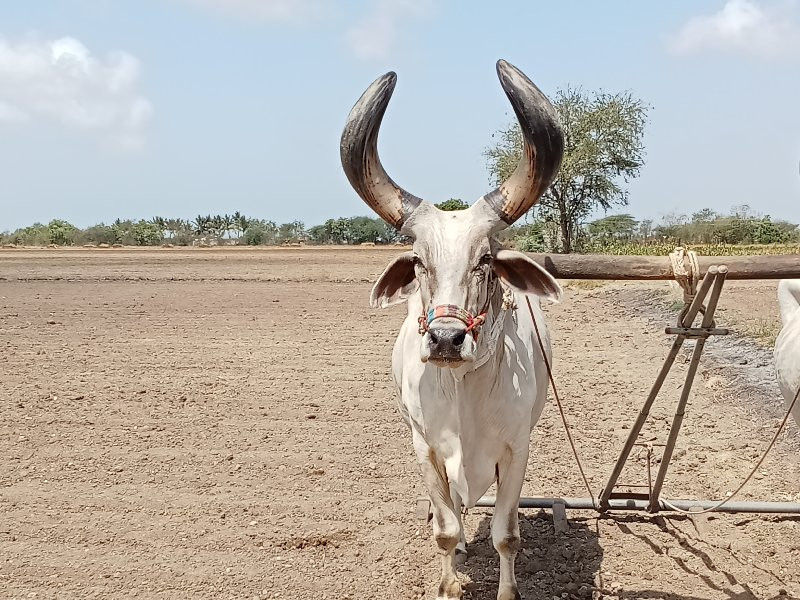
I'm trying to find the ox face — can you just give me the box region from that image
[343,59,565,367]
[370,203,561,367]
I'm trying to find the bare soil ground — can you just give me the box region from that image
[1,247,798,600]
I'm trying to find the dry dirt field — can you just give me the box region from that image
[1,247,799,600]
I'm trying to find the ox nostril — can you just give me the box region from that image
[427,327,467,357]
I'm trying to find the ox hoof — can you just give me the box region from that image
[497,584,521,600]
[437,576,462,599]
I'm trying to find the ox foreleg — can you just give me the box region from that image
[417,447,462,600]
[492,449,527,600]
[450,488,467,559]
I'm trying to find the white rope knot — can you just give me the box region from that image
[669,247,703,326]
[669,247,700,304]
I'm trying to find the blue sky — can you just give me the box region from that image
[1,0,799,230]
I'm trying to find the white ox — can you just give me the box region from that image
[775,280,800,426]
[340,60,564,600]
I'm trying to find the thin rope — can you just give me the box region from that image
[526,296,597,508]
[660,383,800,515]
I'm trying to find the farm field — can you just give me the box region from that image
[1,247,799,600]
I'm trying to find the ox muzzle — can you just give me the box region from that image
[418,304,486,366]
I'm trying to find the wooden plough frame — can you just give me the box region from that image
[420,253,800,519]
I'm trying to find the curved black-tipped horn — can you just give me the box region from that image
[340,72,422,230]
[481,59,564,225]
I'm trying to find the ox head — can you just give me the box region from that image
[340,60,564,367]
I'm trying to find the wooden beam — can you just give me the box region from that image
[526,253,800,281]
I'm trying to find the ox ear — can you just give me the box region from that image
[370,252,419,308]
[493,249,562,302]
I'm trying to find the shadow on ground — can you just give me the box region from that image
[459,509,602,600]
[456,510,799,600]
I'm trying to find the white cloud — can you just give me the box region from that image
[178,0,330,22]
[0,35,153,149]
[669,0,800,59]
[346,0,433,60]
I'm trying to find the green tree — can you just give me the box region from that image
[164,218,185,239]
[231,211,248,239]
[83,224,116,245]
[307,224,330,244]
[210,215,225,238]
[132,220,163,246]
[150,216,167,237]
[773,220,800,243]
[221,214,234,239]
[485,87,649,253]
[111,219,136,245]
[193,215,211,236]
[587,213,638,240]
[691,208,717,224]
[277,221,305,243]
[637,219,653,240]
[753,217,788,244]
[514,222,545,252]
[435,198,469,211]
[9,223,49,246]
[47,219,78,246]
[243,220,278,245]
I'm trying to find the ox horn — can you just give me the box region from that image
[480,59,564,226]
[340,72,422,230]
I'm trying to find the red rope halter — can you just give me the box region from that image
[418,304,487,340]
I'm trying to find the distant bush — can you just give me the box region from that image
[171,232,195,246]
[3,223,49,246]
[82,224,116,245]
[513,223,545,252]
[47,219,78,246]
[435,198,469,211]
[243,223,271,245]
[132,221,163,246]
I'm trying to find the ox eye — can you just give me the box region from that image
[474,254,492,270]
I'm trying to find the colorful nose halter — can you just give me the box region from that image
[417,278,497,341]
[417,305,487,340]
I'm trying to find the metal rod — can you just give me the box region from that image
[476,496,800,514]
[647,268,728,512]
[597,268,719,511]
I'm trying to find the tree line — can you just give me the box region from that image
[4,202,796,251]
[1,200,480,248]
[514,205,799,253]
[0,213,403,247]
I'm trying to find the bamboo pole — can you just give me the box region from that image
[646,267,727,512]
[597,269,719,512]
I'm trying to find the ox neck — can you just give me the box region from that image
[449,283,511,380]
